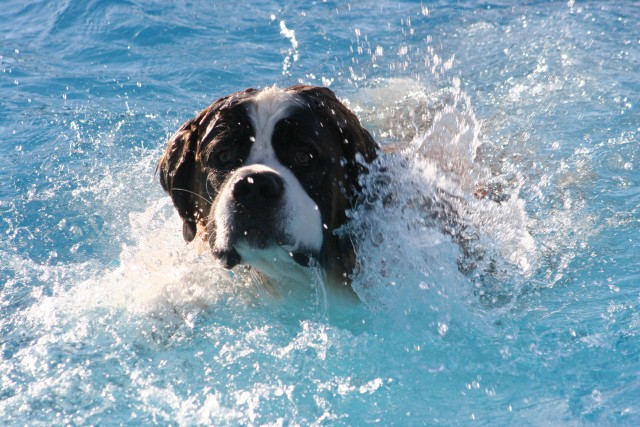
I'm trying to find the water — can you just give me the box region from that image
[1,0,638,425]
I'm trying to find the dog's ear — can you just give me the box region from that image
[159,89,257,243]
[158,114,204,242]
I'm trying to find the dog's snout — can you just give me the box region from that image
[233,172,284,203]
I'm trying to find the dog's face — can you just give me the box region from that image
[159,85,377,286]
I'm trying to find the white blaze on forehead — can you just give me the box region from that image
[246,86,299,164]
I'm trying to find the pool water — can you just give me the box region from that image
[1,0,639,425]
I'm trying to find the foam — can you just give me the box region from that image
[345,79,538,316]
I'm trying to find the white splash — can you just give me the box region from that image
[279,20,299,75]
[347,78,538,314]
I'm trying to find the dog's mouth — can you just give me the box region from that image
[213,247,314,269]
[214,247,242,269]
[213,229,315,270]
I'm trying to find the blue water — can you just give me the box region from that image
[1,0,638,425]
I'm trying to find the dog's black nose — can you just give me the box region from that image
[233,172,284,203]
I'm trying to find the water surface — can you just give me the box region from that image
[1,1,639,425]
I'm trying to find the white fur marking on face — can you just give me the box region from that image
[211,86,324,258]
[246,86,297,165]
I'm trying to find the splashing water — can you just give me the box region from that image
[346,79,538,314]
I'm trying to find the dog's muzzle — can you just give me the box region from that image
[213,170,289,267]
[230,171,284,249]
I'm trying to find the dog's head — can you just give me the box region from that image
[158,85,377,286]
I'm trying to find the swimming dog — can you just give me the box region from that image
[158,85,377,289]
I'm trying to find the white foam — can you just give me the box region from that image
[346,78,539,315]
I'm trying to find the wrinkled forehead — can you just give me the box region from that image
[206,86,342,158]
[214,86,340,133]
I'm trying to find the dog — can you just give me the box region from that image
[158,85,378,289]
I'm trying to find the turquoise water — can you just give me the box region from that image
[1,0,639,425]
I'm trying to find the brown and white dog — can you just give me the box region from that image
[158,85,378,289]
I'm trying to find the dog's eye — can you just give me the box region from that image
[293,151,312,166]
[214,149,235,167]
